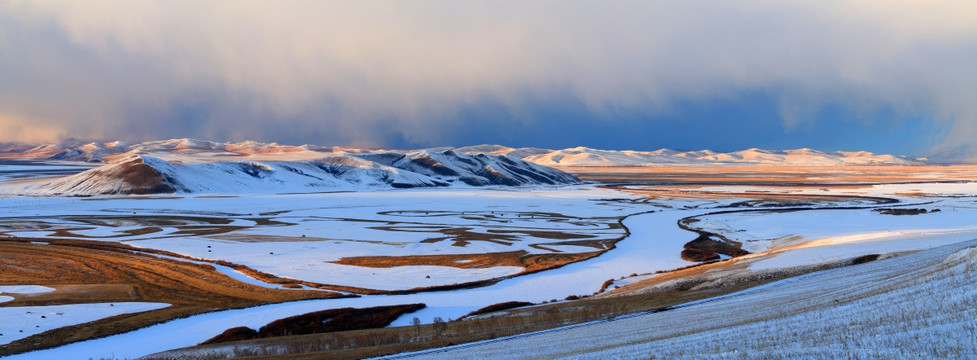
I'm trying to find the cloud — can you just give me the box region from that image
[0,1,975,154]
[0,114,64,144]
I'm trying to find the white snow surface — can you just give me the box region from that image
[688,201,977,254]
[17,185,977,359]
[1,168,976,358]
[0,187,637,291]
[408,240,977,359]
[0,302,171,346]
[0,190,702,359]
[748,229,977,271]
[0,285,55,294]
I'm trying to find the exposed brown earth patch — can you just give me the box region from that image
[680,248,721,262]
[681,236,750,261]
[106,157,174,194]
[676,217,750,262]
[0,239,344,356]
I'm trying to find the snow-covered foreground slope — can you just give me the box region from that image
[687,203,977,254]
[2,149,578,195]
[412,239,977,359]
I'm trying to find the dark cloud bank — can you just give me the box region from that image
[1,1,975,159]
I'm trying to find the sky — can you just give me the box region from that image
[1,1,976,158]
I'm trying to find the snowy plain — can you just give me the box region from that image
[2,157,977,358]
[7,183,977,359]
[2,205,704,359]
[0,187,637,290]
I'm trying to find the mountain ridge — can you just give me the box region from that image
[0,138,925,166]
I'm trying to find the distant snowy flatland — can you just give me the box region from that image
[0,138,923,166]
[510,146,922,166]
[5,149,579,196]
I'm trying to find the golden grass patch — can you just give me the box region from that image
[0,239,344,356]
[329,250,603,274]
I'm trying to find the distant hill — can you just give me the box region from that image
[10,150,579,196]
[0,137,927,168]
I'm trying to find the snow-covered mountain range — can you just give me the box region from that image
[0,138,353,163]
[0,139,924,166]
[0,138,930,196]
[6,149,579,196]
[454,145,923,167]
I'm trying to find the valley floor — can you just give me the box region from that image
[2,164,977,359]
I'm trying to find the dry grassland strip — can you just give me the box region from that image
[0,239,344,356]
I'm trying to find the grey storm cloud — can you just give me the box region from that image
[1,1,975,153]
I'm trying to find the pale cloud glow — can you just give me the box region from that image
[0,114,64,144]
[1,1,975,156]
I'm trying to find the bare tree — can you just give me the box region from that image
[412,317,421,339]
[432,317,447,338]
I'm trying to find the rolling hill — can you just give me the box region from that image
[10,150,579,196]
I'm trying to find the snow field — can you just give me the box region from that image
[0,302,171,346]
[0,187,641,290]
[689,200,977,254]
[416,239,977,359]
[0,286,55,304]
[0,203,703,360]
[3,182,977,358]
